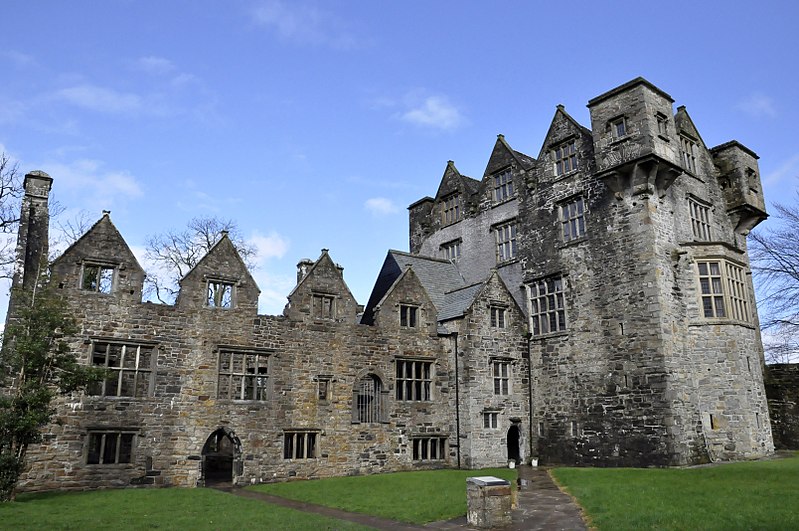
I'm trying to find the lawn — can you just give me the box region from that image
[249,467,517,524]
[553,453,799,531]
[0,487,369,530]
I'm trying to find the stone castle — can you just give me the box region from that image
[8,78,775,492]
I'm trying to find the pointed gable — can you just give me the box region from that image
[176,233,260,312]
[372,266,437,334]
[484,134,535,177]
[674,105,707,148]
[51,213,145,301]
[285,249,358,323]
[537,105,594,180]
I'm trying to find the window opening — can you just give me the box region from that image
[490,306,506,328]
[680,134,698,173]
[400,304,418,328]
[495,222,517,262]
[441,193,462,225]
[529,277,567,335]
[412,437,446,461]
[440,239,461,261]
[355,374,383,423]
[553,140,578,176]
[283,431,318,459]
[396,359,432,401]
[493,169,514,202]
[492,360,510,395]
[81,264,114,293]
[561,197,586,242]
[697,261,749,321]
[611,117,626,139]
[689,199,712,241]
[312,294,335,319]
[88,342,154,397]
[483,412,498,429]
[218,350,269,400]
[656,112,668,135]
[208,280,234,308]
[87,431,134,464]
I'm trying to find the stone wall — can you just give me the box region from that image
[765,364,799,450]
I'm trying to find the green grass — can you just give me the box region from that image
[0,488,369,530]
[249,468,517,524]
[553,453,799,531]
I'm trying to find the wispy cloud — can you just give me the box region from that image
[736,93,777,118]
[39,158,143,206]
[400,95,465,130]
[365,197,400,216]
[0,50,35,67]
[248,230,290,263]
[763,153,799,187]
[135,55,176,75]
[53,84,143,114]
[251,1,357,49]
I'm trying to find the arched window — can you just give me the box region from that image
[354,374,383,423]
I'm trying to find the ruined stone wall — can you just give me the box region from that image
[765,364,799,450]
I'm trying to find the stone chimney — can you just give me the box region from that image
[296,258,314,284]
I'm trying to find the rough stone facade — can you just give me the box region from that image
[765,364,799,449]
[6,78,775,494]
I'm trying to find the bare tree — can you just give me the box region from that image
[143,216,256,303]
[750,190,799,362]
[0,154,23,279]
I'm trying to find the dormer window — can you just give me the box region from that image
[611,117,627,139]
[400,304,418,328]
[441,193,462,225]
[493,169,514,202]
[312,293,335,319]
[207,280,235,308]
[81,263,115,294]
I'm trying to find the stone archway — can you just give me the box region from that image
[507,424,521,464]
[202,428,241,485]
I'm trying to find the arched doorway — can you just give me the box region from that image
[507,424,521,464]
[202,428,240,485]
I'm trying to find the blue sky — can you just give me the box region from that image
[1,1,798,318]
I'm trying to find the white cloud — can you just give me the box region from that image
[399,95,465,131]
[1,50,35,67]
[364,197,399,216]
[252,269,295,315]
[54,84,143,114]
[136,55,175,75]
[763,153,799,187]
[736,93,777,118]
[249,230,290,264]
[39,158,143,206]
[251,0,357,49]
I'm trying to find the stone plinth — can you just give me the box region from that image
[467,476,512,528]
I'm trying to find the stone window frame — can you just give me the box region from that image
[493,219,517,263]
[440,238,462,261]
[283,430,319,460]
[86,429,137,465]
[314,374,333,402]
[216,346,274,401]
[206,277,237,309]
[412,436,447,462]
[688,196,712,241]
[552,138,578,177]
[491,357,511,395]
[493,168,515,203]
[527,275,567,336]
[440,193,462,225]
[695,259,750,322]
[87,339,157,398]
[680,133,698,173]
[483,411,500,429]
[399,304,419,328]
[395,358,433,401]
[352,372,388,424]
[79,261,117,294]
[490,305,507,329]
[609,116,627,139]
[311,292,337,320]
[655,112,669,138]
[559,195,586,243]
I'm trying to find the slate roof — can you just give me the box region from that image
[438,282,485,322]
[389,251,466,312]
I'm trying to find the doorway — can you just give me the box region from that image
[202,428,240,485]
[507,424,520,464]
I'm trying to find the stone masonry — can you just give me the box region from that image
[6,78,774,494]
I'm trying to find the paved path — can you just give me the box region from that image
[214,466,588,530]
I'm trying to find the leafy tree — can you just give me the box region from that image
[143,216,256,303]
[0,285,102,501]
[750,191,799,363]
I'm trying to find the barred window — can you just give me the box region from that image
[87,431,135,465]
[483,412,498,429]
[492,360,510,395]
[88,342,155,398]
[697,261,749,321]
[561,197,586,242]
[529,277,566,336]
[354,374,383,423]
[553,140,578,176]
[689,199,712,241]
[81,264,114,293]
[412,437,447,461]
[312,294,335,319]
[396,359,432,401]
[495,222,517,262]
[441,193,462,225]
[218,350,270,401]
[680,134,698,173]
[493,169,514,202]
[400,304,418,327]
[283,431,318,459]
[207,280,234,308]
[490,306,506,328]
[440,239,461,261]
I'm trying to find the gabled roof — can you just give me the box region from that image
[286,248,355,302]
[674,105,707,148]
[438,281,485,322]
[537,105,592,158]
[179,233,260,294]
[51,212,143,272]
[484,134,536,176]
